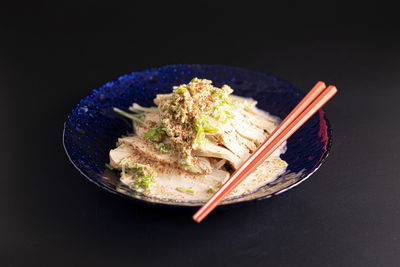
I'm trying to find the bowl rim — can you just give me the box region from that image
[62,64,333,208]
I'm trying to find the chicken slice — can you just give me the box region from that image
[111,144,229,182]
[231,156,288,196]
[235,132,257,152]
[230,95,278,134]
[239,108,278,134]
[154,93,172,106]
[135,112,160,138]
[110,144,230,200]
[119,157,230,200]
[109,144,137,169]
[230,95,258,108]
[193,138,243,169]
[119,136,214,174]
[119,136,179,164]
[229,111,267,144]
[212,123,251,161]
[144,112,160,123]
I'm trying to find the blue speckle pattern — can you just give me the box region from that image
[63,64,332,207]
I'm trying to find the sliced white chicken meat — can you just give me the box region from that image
[135,124,147,139]
[230,95,278,134]
[240,108,278,134]
[144,112,160,123]
[145,168,229,201]
[122,168,229,201]
[110,143,158,171]
[210,123,251,161]
[231,156,288,196]
[119,136,179,164]
[230,95,258,107]
[118,136,214,174]
[193,137,243,169]
[109,144,137,169]
[229,110,267,144]
[135,112,161,138]
[110,145,230,201]
[234,132,257,152]
[154,93,172,106]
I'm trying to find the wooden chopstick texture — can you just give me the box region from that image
[193,83,337,222]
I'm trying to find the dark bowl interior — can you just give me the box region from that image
[63,64,332,208]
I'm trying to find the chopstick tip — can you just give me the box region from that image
[192,214,202,223]
[316,81,326,88]
[327,85,338,94]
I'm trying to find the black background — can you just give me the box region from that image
[1,1,399,266]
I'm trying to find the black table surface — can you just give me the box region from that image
[1,2,399,266]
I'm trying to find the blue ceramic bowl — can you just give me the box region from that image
[63,64,332,207]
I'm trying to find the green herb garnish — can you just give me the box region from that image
[193,117,205,146]
[212,104,231,124]
[154,143,172,153]
[207,188,216,194]
[202,118,219,132]
[134,175,154,190]
[129,103,158,113]
[144,126,166,142]
[113,107,145,125]
[176,187,194,195]
[120,160,155,190]
[173,86,188,94]
[105,163,114,170]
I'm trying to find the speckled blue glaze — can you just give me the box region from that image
[63,64,332,207]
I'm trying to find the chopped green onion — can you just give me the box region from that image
[144,126,166,142]
[176,187,185,193]
[144,128,157,139]
[129,103,158,113]
[176,187,194,195]
[105,163,114,170]
[212,104,232,124]
[154,143,172,153]
[202,118,219,132]
[213,89,224,100]
[207,188,215,194]
[160,145,171,153]
[173,86,187,94]
[113,107,144,124]
[135,175,154,190]
[121,162,155,190]
[193,118,205,146]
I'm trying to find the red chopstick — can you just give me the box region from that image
[193,82,337,222]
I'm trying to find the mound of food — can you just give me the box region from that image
[109,78,287,201]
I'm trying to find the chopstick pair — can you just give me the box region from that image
[193,81,337,223]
